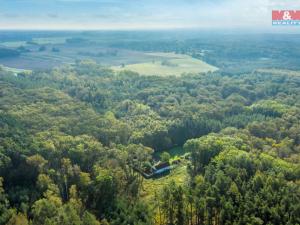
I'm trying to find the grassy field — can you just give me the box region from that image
[141,164,188,201]
[112,52,218,76]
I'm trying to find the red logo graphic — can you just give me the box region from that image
[272,10,300,20]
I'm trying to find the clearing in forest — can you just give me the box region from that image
[141,147,189,201]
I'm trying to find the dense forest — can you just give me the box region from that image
[0,62,300,224]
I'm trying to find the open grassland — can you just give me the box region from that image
[112,52,218,76]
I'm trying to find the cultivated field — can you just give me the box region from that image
[112,52,218,76]
[0,40,218,73]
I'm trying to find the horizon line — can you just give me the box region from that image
[0,28,299,34]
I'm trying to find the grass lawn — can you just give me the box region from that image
[111,52,218,76]
[140,164,188,201]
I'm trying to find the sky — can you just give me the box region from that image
[0,0,300,30]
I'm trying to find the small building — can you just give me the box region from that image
[139,161,171,178]
[153,162,171,175]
